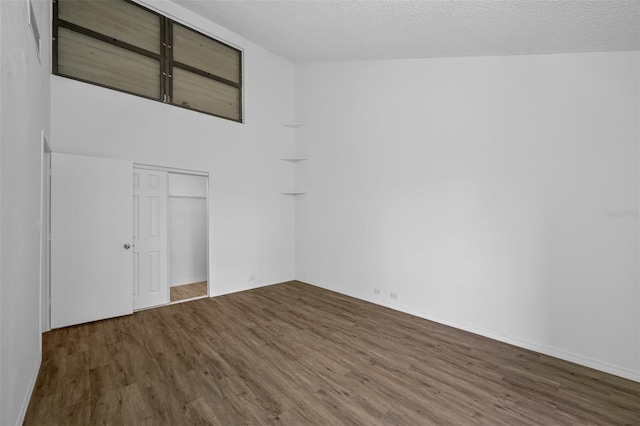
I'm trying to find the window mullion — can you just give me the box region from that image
[160,17,169,103]
[53,0,242,122]
[52,0,59,74]
[167,20,173,104]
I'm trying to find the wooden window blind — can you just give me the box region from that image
[172,24,241,84]
[53,0,243,122]
[57,27,161,99]
[172,68,241,121]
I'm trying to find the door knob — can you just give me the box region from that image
[124,244,131,249]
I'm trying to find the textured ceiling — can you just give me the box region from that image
[172,0,640,62]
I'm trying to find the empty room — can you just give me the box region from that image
[1,0,639,424]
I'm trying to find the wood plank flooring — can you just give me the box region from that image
[170,281,208,302]
[25,281,639,425]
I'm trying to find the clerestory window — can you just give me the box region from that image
[53,0,243,122]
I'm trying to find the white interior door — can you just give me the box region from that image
[51,153,133,328]
[133,168,168,310]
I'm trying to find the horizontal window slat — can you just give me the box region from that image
[172,24,241,85]
[58,0,161,54]
[54,0,243,122]
[172,67,240,121]
[58,27,161,99]
[172,62,240,89]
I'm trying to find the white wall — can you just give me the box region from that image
[169,198,207,286]
[0,0,51,424]
[51,0,297,296]
[169,173,207,286]
[169,172,207,198]
[295,51,640,381]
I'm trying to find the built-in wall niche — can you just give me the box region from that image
[168,173,208,292]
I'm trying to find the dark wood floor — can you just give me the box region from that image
[25,281,639,425]
[170,281,208,302]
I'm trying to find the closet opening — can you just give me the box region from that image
[168,172,209,303]
[133,165,209,311]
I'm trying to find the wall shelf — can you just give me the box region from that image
[282,122,307,194]
[280,158,307,162]
[282,122,305,129]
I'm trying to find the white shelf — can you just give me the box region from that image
[282,122,305,129]
[282,122,306,194]
[280,158,307,162]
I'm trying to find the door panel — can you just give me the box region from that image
[133,252,140,297]
[133,168,168,310]
[51,153,133,328]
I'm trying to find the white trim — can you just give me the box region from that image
[133,303,168,313]
[17,355,41,426]
[169,295,207,306]
[168,195,206,200]
[40,133,51,334]
[170,276,207,287]
[300,278,640,383]
[205,176,211,298]
[131,0,243,53]
[133,163,208,177]
[209,280,289,298]
[27,0,41,64]
[282,123,305,129]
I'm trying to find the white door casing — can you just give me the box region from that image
[40,138,51,332]
[133,168,168,310]
[51,153,133,328]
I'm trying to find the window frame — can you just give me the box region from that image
[52,0,244,123]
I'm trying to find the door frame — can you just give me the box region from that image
[40,132,51,333]
[134,163,210,302]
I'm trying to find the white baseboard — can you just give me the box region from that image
[300,278,640,383]
[209,279,296,298]
[170,276,207,287]
[17,351,41,426]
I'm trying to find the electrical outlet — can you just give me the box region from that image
[374,289,381,295]
[390,292,398,299]
[249,275,256,281]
